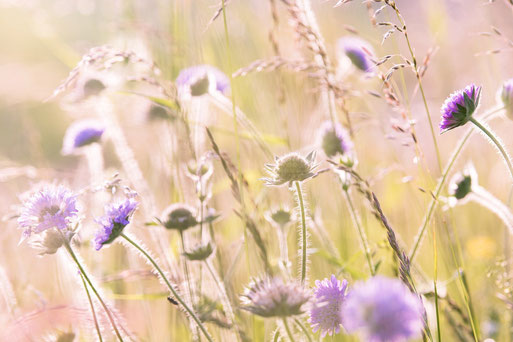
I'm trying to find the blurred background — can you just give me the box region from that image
[1,0,513,341]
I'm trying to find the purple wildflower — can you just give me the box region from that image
[18,184,78,238]
[176,65,230,96]
[240,277,311,317]
[319,121,353,158]
[500,78,513,119]
[94,197,138,250]
[341,276,424,342]
[440,84,481,133]
[308,275,348,337]
[62,119,105,155]
[337,37,374,72]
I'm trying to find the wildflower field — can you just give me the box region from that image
[2,0,513,341]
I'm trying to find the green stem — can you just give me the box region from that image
[294,181,308,284]
[63,242,124,342]
[469,116,513,181]
[120,233,214,342]
[433,228,441,342]
[79,272,103,342]
[282,318,296,342]
[344,189,375,275]
[293,318,313,342]
[409,107,504,262]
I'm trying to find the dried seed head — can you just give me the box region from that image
[176,65,230,97]
[449,163,477,201]
[183,242,214,261]
[265,208,293,228]
[319,121,353,158]
[263,151,317,187]
[147,104,176,121]
[82,78,106,98]
[440,84,481,133]
[161,203,198,231]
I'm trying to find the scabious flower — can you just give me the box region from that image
[18,184,78,238]
[440,84,482,133]
[265,208,292,229]
[176,65,230,96]
[240,277,311,318]
[61,119,105,155]
[94,197,138,250]
[318,121,353,158]
[309,275,348,337]
[17,184,79,255]
[337,37,374,73]
[341,276,424,342]
[183,242,214,261]
[500,78,513,119]
[160,203,198,231]
[263,151,317,187]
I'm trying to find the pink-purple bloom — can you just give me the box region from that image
[94,197,138,250]
[337,37,374,72]
[18,184,78,238]
[176,65,230,96]
[319,121,353,158]
[500,78,513,119]
[308,275,348,337]
[440,84,481,133]
[341,276,424,342]
[240,277,311,317]
[62,119,105,155]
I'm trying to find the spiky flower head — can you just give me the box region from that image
[263,151,317,187]
[241,277,311,318]
[176,65,230,96]
[449,163,477,201]
[94,197,138,250]
[440,84,481,133]
[309,275,348,337]
[18,184,78,238]
[61,119,105,155]
[500,79,513,120]
[160,203,198,231]
[17,184,78,254]
[341,276,424,342]
[337,37,374,73]
[183,242,214,261]
[319,121,353,158]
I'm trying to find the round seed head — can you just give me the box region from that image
[161,203,198,231]
[183,242,214,261]
[263,151,317,187]
[449,163,477,201]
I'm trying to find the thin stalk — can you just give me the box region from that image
[294,181,308,284]
[390,4,442,173]
[469,116,513,181]
[120,233,214,342]
[344,189,374,275]
[282,318,296,342]
[409,107,504,262]
[79,272,103,342]
[204,259,240,342]
[62,242,124,342]
[433,227,441,341]
[178,230,200,340]
[460,270,480,341]
[276,226,291,277]
[293,318,313,342]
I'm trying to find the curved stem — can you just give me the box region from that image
[79,272,103,342]
[294,181,308,284]
[277,226,291,277]
[469,116,513,181]
[409,108,504,262]
[63,242,124,342]
[282,318,296,342]
[344,189,374,275]
[120,233,214,342]
[293,318,313,342]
